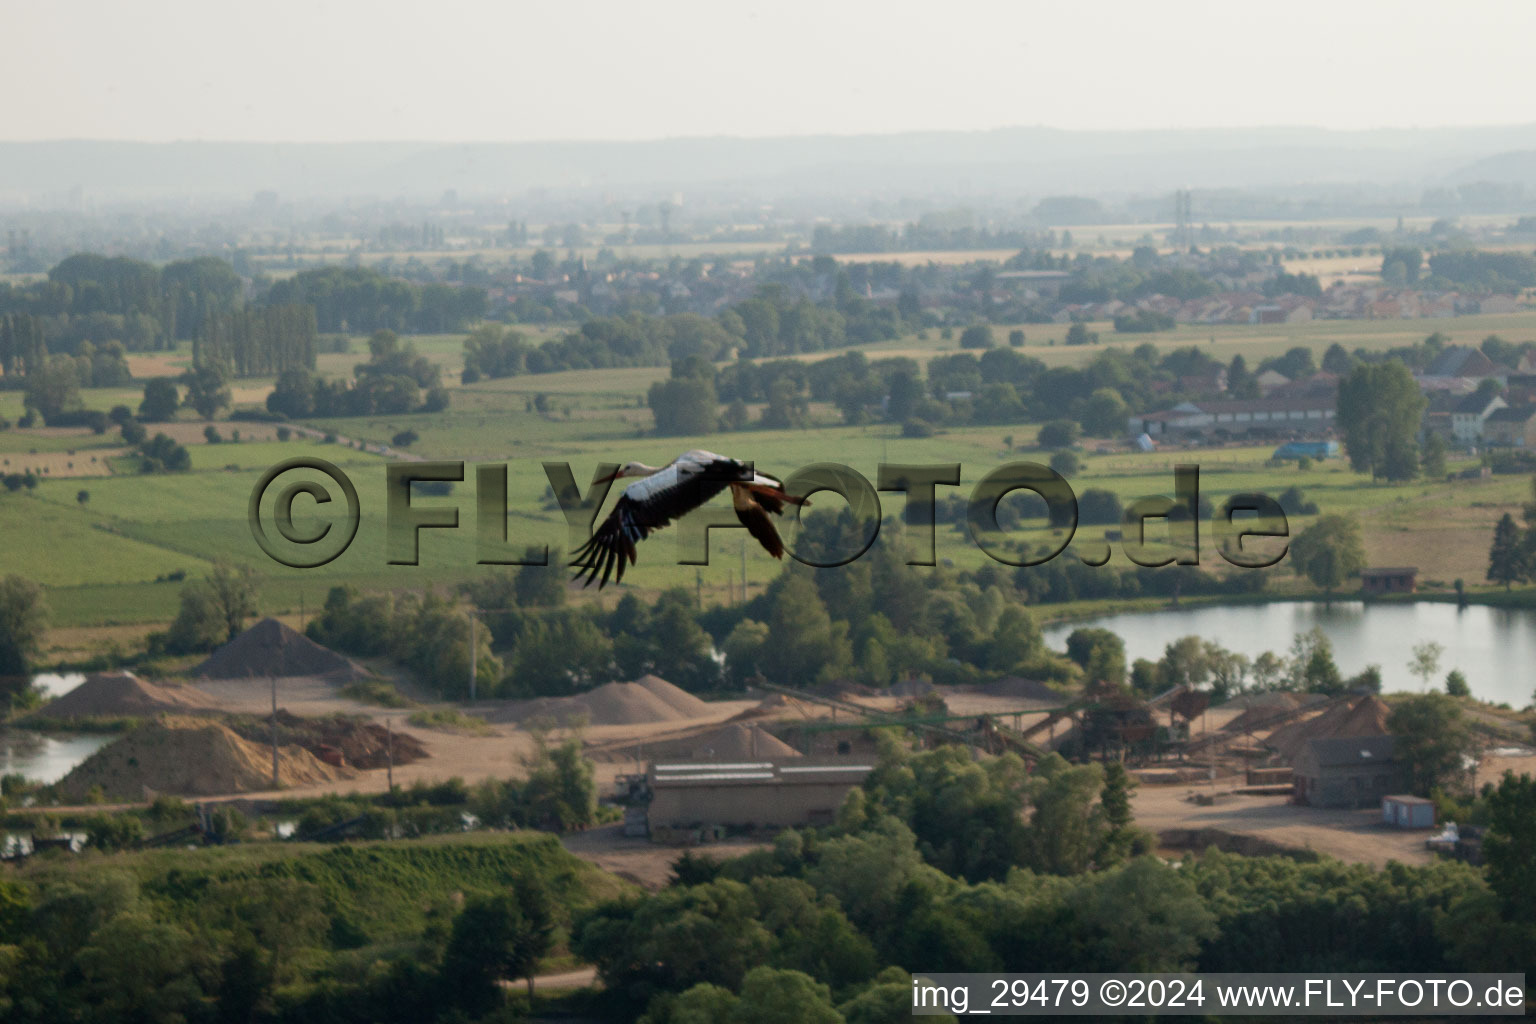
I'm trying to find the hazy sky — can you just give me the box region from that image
[7,0,1534,142]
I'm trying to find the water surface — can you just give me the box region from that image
[1043,601,1536,707]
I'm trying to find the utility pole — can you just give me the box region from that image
[468,610,477,703]
[695,568,702,607]
[270,673,279,789]
[740,538,747,601]
[385,718,394,792]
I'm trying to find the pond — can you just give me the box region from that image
[1042,601,1536,708]
[0,673,103,786]
[0,730,114,785]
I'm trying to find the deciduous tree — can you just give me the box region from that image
[1388,692,1476,795]
[1289,515,1365,597]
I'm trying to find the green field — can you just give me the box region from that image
[7,310,1536,645]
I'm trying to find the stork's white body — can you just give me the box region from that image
[570,449,806,588]
[621,450,774,503]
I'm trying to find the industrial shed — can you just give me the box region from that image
[1382,794,1436,829]
[1292,735,1403,809]
[645,760,872,836]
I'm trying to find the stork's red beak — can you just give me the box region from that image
[596,468,623,483]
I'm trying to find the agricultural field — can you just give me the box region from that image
[835,310,1536,369]
[6,310,1536,649]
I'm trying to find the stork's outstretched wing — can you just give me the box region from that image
[732,483,786,559]
[570,459,807,589]
[570,495,658,588]
[570,463,737,588]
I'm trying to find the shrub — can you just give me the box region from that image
[959,324,994,350]
[1049,450,1082,477]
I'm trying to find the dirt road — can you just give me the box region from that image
[1133,784,1435,866]
[560,822,770,890]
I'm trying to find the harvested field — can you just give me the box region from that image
[131,421,283,445]
[125,353,187,378]
[55,716,355,801]
[30,670,217,719]
[0,449,128,478]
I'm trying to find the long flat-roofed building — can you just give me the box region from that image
[1127,397,1336,439]
[645,760,873,834]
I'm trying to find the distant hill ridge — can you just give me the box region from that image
[5,124,1536,199]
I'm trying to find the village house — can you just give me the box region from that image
[1268,371,1338,400]
[1449,391,1506,444]
[1253,368,1292,394]
[1421,344,1510,384]
[1482,404,1536,447]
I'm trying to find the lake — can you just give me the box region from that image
[1042,601,1536,708]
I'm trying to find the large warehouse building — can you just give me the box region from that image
[645,760,873,836]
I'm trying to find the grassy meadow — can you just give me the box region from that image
[5,310,1536,654]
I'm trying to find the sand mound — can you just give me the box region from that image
[490,678,715,728]
[730,692,819,721]
[575,683,685,725]
[1267,695,1392,763]
[32,671,217,719]
[55,716,355,801]
[682,723,800,760]
[227,711,428,770]
[1222,693,1327,734]
[193,618,370,682]
[598,722,802,763]
[632,675,712,717]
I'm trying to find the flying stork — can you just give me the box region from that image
[570,450,808,589]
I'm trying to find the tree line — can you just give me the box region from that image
[643,338,1313,438]
[461,285,909,385]
[267,331,449,418]
[196,304,317,378]
[263,265,486,334]
[0,254,243,354]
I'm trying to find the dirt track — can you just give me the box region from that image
[560,822,770,890]
[1133,784,1435,866]
[42,668,1535,871]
